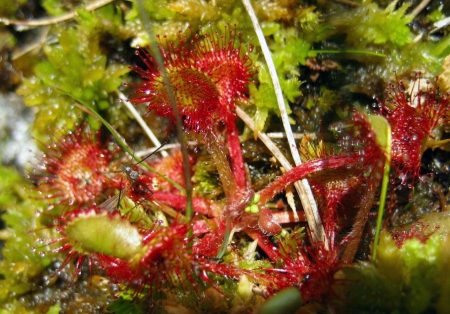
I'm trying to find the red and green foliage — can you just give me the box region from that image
[20,38,450,314]
[2,2,450,313]
[383,77,450,183]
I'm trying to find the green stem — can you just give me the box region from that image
[136,0,193,222]
[372,158,390,263]
[311,49,386,57]
[216,219,232,259]
[368,114,392,263]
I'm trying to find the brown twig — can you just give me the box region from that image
[0,0,113,29]
[333,0,360,7]
[411,0,431,17]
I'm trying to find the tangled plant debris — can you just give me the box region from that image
[1,0,450,313]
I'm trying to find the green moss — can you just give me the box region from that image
[253,0,299,22]
[126,0,177,22]
[427,5,445,23]
[260,288,302,314]
[329,1,413,48]
[305,87,339,111]
[324,1,448,82]
[45,303,61,314]
[192,157,223,199]
[296,6,322,35]
[108,298,142,314]
[249,63,279,133]
[0,166,52,306]
[337,230,450,313]
[276,226,305,258]
[41,0,70,16]
[0,0,28,17]
[16,5,130,139]
[248,11,333,132]
[235,239,272,270]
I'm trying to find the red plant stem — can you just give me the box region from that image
[192,220,210,236]
[258,154,365,205]
[246,229,283,262]
[152,191,212,216]
[225,116,247,190]
[272,210,306,223]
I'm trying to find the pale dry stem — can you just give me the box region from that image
[240,0,326,246]
[117,91,168,158]
[411,0,432,17]
[0,0,114,29]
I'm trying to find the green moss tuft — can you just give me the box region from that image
[329,1,413,48]
[337,229,450,313]
[0,166,53,306]
[16,5,130,139]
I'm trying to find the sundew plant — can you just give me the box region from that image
[1,0,450,313]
